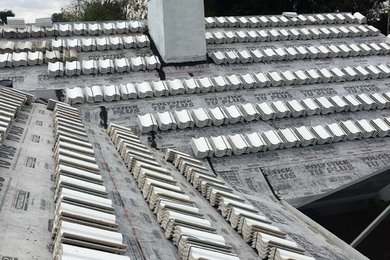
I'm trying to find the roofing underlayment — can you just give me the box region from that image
[0,4,388,260]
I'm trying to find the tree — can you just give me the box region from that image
[0,9,15,25]
[126,0,147,20]
[204,0,294,17]
[81,0,127,21]
[51,12,71,23]
[53,0,148,22]
[55,0,137,22]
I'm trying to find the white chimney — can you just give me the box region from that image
[148,0,207,63]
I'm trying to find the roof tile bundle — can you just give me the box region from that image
[209,42,390,64]
[65,60,81,76]
[48,61,64,77]
[0,89,29,143]
[45,50,61,63]
[63,63,390,103]
[191,117,390,158]
[62,49,78,62]
[84,85,104,103]
[98,59,115,74]
[134,91,390,133]
[106,123,240,260]
[6,17,26,29]
[27,51,44,66]
[50,103,130,260]
[205,13,362,28]
[57,24,72,36]
[11,52,27,67]
[1,20,147,39]
[73,23,87,35]
[65,87,84,105]
[164,149,315,259]
[48,55,160,77]
[82,59,98,75]
[207,24,378,44]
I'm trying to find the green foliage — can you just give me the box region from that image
[0,9,15,25]
[55,0,128,22]
[51,12,72,23]
[204,0,294,17]
[80,0,127,21]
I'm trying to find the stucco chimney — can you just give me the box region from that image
[148,0,207,63]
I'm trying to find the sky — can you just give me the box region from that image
[1,0,70,23]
